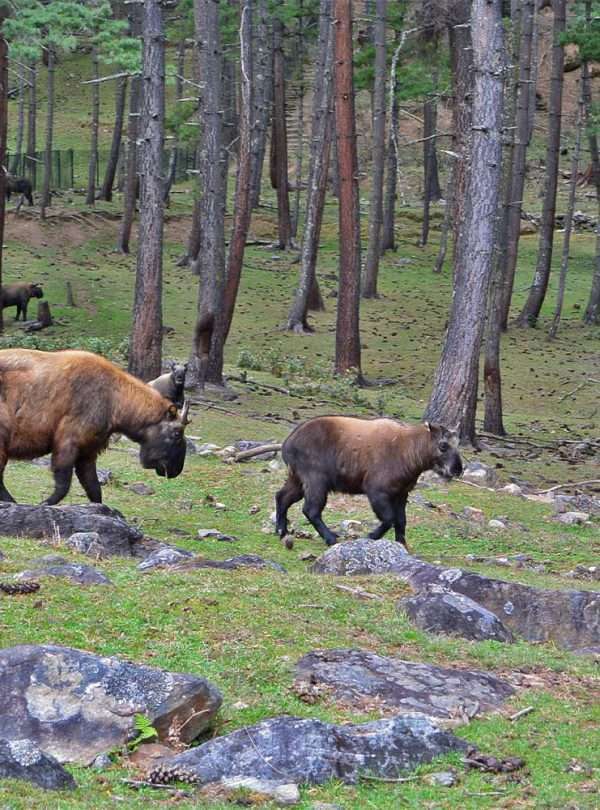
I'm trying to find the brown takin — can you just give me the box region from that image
[275,416,463,549]
[0,349,190,505]
[1,283,43,321]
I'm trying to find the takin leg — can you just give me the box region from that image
[393,494,409,551]
[45,437,78,505]
[0,450,16,502]
[275,472,303,537]
[367,490,395,540]
[75,456,102,503]
[302,479,338,546]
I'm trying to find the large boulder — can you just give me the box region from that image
[294,649,514,718]
[166,714,467,785]
[0,738,75,790]
[400,586,514,643]
[15,557,112,586]
[0,503,142,556]
[0,645,222,765]
[313,540,599,652]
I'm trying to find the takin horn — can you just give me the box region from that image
[180,400,190,426]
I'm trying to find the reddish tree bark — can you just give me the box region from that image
[271,15,292,249]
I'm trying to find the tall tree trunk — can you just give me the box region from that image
[499,0,535,330]
[362,0,387,298]
[99,75,127,201]
[223,0,253,341]
[287,0,333,332]
[0,22,8,332]
[249,0,271,208]
[582,7,600,324]
[483,7,520,436]
[26,62,36,185]
[381,73,399,253]
[272,15,292,249]
[526,0,539,144]
[128,0,165,381]
[221,52,237,189]
[40,46,55,217]
[163,38,186,206]
[420,85,438,247]
[86,47,100,206]
[425,0,504,444]
[517,0,566,327]
[116,75,140,253]
[290,5,304,239]
[9,63,25,175]
[433,156,455,273]
[549,85,584,339]
[333,0,362,378]
[447,1,473,274]
[189,0,226,387]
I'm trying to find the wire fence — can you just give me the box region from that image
[6,146,199,193]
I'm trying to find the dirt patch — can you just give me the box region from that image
[4,211,108,250]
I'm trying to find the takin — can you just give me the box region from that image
[5,175,34,207]
[148,362,188,408]
[0,349,190,505]
[1,282,44,321]
[275,416,463,549]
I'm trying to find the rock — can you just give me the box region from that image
[299,552,317,562]
[555,511,590,526]
[500,483,523,497]
[310,804,343,810]
[399,586,514,643]
[137,545,194,571]
[0,503,142,555]
[234,440,277,461]
[0,738,76,790]
[462,462,498,487]
[564,564,600,582]
[428,771,457,787]
[66,531,108,558]
[0,644,222,764]
[197,529,238,543]
[339,520,364,535]
[313,539,599,652]
[220,777,300,806]
[552,494,600,516]
[294,649,513,718]
[165,714,467,786]
[462,507,485,523]
[91,752,112,770]
[417,470,445,487]
[268,459,282,472]
[197,443,220,457]
[174,555,287,574]
[126,482,155,497]
[185,438,199,454]
[16,561,112,586]
[97,469,112,486]
[488,519,507,530]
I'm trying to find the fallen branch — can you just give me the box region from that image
[233,443,283,462]
[536,479,600,495]
[121,779,192,793]
[361,774,418,783]
[334,583,384,601]
[509,706,535,722]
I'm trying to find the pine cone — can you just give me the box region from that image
[146,764,197,785]
[0,581,41,595]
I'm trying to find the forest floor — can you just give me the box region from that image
[0,54,599,810]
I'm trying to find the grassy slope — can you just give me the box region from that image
[0,53,598,810]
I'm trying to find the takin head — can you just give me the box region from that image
[426,422,463,481]
[30,283,44,300]
[169,361,188,387]
[139,401,190,479]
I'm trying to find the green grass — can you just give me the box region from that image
[0,52,599,810]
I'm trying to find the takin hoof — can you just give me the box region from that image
[282,534,295,550]
[325,535,340,547]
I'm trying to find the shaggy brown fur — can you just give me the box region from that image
[1,283,43,321]
[275,416,463,548]
[0,349,189,505]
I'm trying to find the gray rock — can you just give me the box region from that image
[234,440,277,461]
[499,484,523,497]
[313,539,599,652]
[295,649,514,718]
[185,438,199,454]
[488,519,508,530]
[0,738,75,790]
[127,482,155,497]
[555,511,590,525]
[220,777,300,805]
[552,494,600,516]
[97,469,112,486]
[197,529,239,543]
[310,805,343,810]
[417,470,445,487]
[175,554,287,574]
[91,752,112,770]
[166,714,467,786]
[428,770,456,787]
[16,562,112,586]
[0,503,142,555]
[0,644,222,764]
[197,443,220,457]
[462,507,485,523]
[66,532,105,557]
[564,564,600,581]
[462,462,498,487]
[137,545,194,571]
[399,587,514,643]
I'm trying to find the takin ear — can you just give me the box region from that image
[425,421,441,435]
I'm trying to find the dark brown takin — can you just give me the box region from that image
[275,416,463,548]
[1,282,43,321]
[0,349,190,505]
